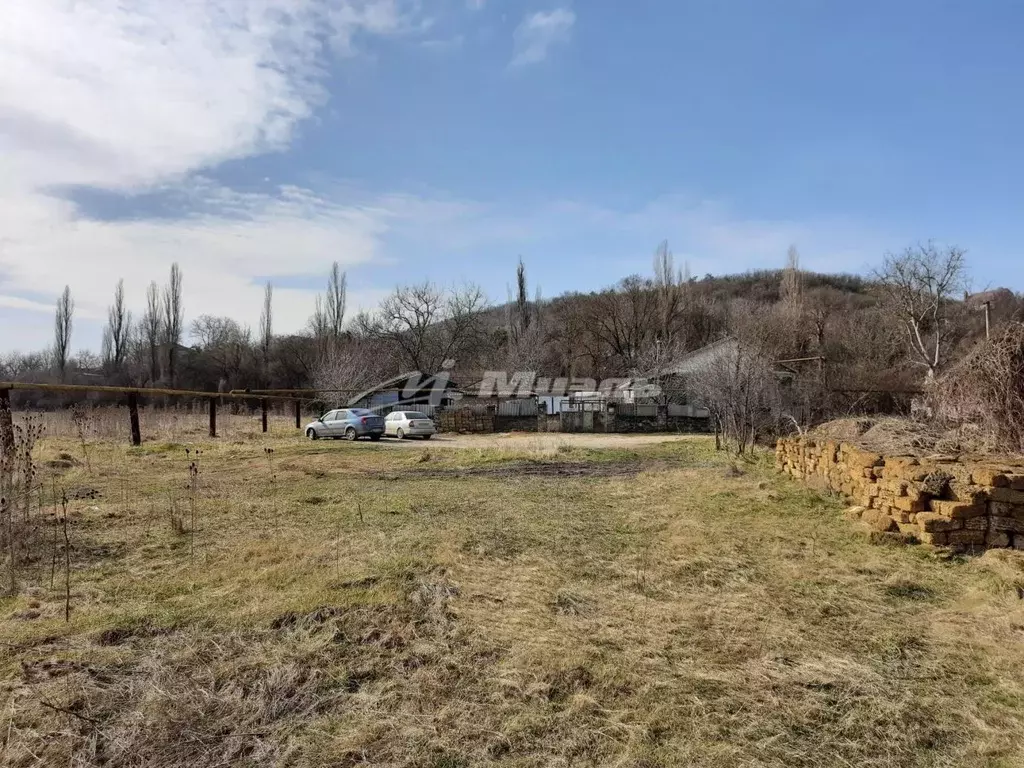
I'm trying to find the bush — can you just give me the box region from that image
[934,323,1024,453]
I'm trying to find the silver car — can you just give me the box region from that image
[384,410,436,439]
[305,408,385,441]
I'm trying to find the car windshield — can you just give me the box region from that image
[350,409,374,416]
[406,412,429,419]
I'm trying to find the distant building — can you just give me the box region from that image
[665,337,796,383]
[346,372,460,414]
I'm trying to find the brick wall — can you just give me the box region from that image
[776,436,1024,550]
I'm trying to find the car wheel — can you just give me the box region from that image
[396,428,405,439]
[306,427,318,440]
[345,427,357,441]
[369,434,381,441]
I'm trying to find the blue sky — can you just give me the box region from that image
[2,0,1023,353]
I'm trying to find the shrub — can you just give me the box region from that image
[934,322,1024,453]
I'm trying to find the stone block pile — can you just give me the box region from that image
[777,436,1024,549]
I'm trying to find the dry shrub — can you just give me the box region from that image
[934,322,1024,454]
[811,417,943,455]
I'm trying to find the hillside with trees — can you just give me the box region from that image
[2,243,1022,441]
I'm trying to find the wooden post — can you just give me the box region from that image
[0,388,14,456]
[295,400,301,429]
[984,300,992,340]
[127,393,141,446]
[261,398,268,433]
[209,397,217,438]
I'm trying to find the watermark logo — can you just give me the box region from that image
[475,371,660,399]
[350,362,660,409]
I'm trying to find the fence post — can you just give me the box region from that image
[209,397,217,438]
[0,388,14,456]
[295,400,301,429]
[127,393,142,446]
[261,398,268,433]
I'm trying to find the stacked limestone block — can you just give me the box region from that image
[437,411,495,434]
[776,436,1024,549]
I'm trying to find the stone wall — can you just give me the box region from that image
[776,436,1024,549]
[611,415,710,434]
[437,411,495,434]
[436,409,711,435]
[494,415,541,432]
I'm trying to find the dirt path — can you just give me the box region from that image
[377,432,708,449]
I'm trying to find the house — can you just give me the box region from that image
[659,337,799,421]
[454,376,540,417]
[346,371,461,414]
[664,337,797,383]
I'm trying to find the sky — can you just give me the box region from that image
[2,0,1023,354]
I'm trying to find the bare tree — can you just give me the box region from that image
[780,245,803,310]
[326,262,347,340]
[53,286,74,380]
[259,282,273,375]
[653,240,688,345]
[162,263,184,385]
[502,259,546,369]
[506,258,532,343]
[309,295,329,351]
[360,282,488,372]
[687,339,784,453]
[141,281,163,384]
[875,243,967,380]
[103,279,131,372]
[190,315,252,389]
[586,276,661,374]
[309,263,347,360]
[313,337,395,399]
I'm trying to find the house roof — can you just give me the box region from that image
[662,337,738,376]
[345,371,460,407]
[662,337,799,379]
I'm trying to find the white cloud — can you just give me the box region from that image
[0,178,482,344]
[510,8,575,67]
[0,0,891,357]
[0,0,431,350]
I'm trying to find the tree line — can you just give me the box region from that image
[3,242,1022,424]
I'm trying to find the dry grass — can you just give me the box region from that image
[35,404,296,443]
[2,418,1024,766]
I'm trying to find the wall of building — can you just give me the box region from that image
[776,436,1024,549]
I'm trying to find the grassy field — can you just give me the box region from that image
[3,423,1024,767]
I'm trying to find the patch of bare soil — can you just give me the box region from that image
[370,458,669,481]
[423,459,647,479]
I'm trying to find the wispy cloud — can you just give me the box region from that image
[510,8,576,67]
[420,35,465,53]
[0,1,423,191]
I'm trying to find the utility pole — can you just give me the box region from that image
[984,300,991,341]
